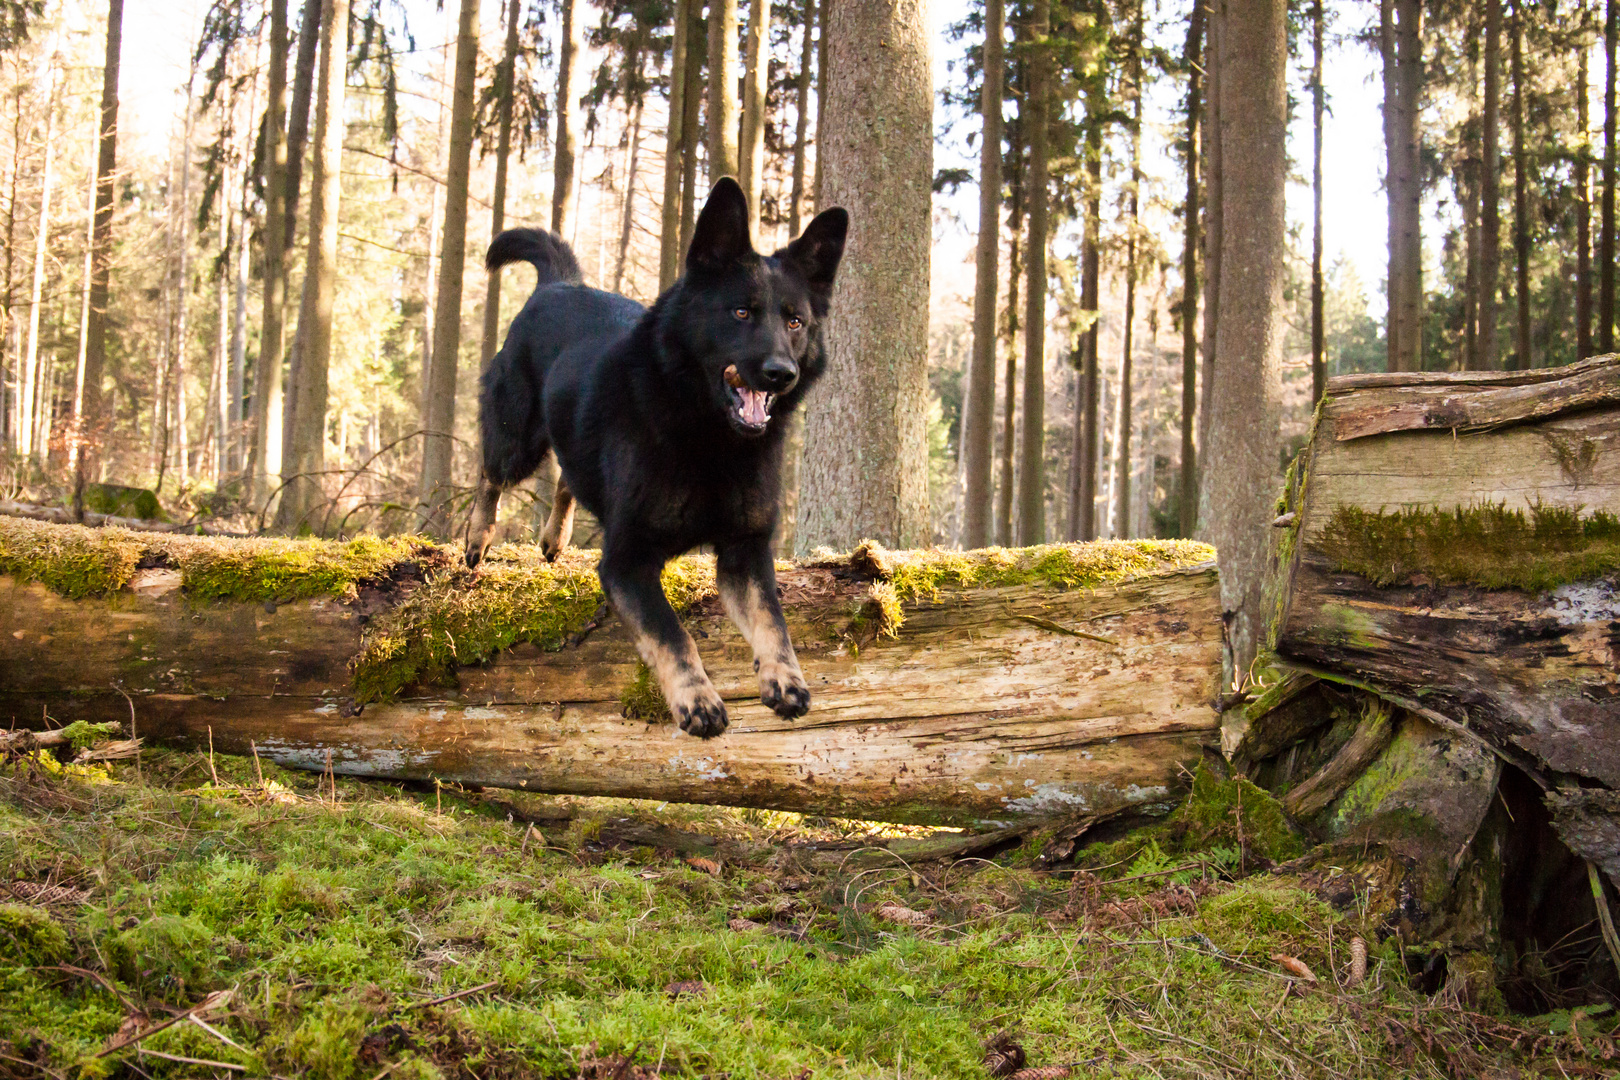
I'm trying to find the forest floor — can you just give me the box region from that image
[0,747,1613,1080]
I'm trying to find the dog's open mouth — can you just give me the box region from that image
[723,365,774,432]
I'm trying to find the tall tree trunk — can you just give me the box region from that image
[1112,6,1143,541]
[787,0,815,238]
[1477,0,1502,369]
[215,167,230,481]
[678,2,704,253]
[249,0,289,508]
[1510,0,1530,370]
[797,0,931,552]
[69,125,95,480]
[995,117,1024,549]
[230,145,250,477]
[1379,0,1422,373]
[20,63,57,464]
[481,0,522,372]
[961,0,1003,550]
[1197,0,1222,502]
[739,0,766,236]
[274,0,350,533]
[1178,0,1203,539]
[418,11,450,445]
[812,0,827,209]
[707,0,739,184]
[1200,0,1287,682]
[1017,0,1049,547]
[1075,80,1104,542]
[75,0,122,508]
[614,93,646,293]
[552,0,583,236]
[659,0,691,290]
[1604,0,1618,352]
[1578,36,1593,362]
[171,86,195,491]
[417,0,480,535]
[1310,0,1325,403]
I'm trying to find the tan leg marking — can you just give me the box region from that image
[719,574,809,719]
[465,475,502,568]
[540,478,576,562]
[633,628,728,737]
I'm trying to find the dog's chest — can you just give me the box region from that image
[634,458,776,542]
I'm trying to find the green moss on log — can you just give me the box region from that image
[1317,503,1620,592]
[0,517,148,597]
[850,538,1216,603]
[620,662,672,722]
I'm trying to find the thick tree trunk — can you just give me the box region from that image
[0,527,1221,826]
[659,0,692,291]
[812,0,827,208]
[1579,43,1593,362]
[1111,10,1143,541]
[1179,0,1203,539]
[1510,2,1531,371]
[552,0,583,237]
[706,0,739,184]
[1073,92,1103,543]
[417,0,480,536]
[678,2,704,253]
[995,119,1023,550]
[796,0,932,552]
[787,0,815,239]
[480,0,523,372]
[739,0,766,237]
[1199,0,1286,681]
[249,0,290,510]
[275,0,350,534]
[71,0,122,520]
[1017,0,1049,547]
[1379,0,1422,373]
[1478,0,1502,370]
[1605,0,1618,353]
[1197,1,1221,500]
[19,63,57,465]
[960,0,1002,551]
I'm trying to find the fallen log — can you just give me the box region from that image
[0,517,1222,826]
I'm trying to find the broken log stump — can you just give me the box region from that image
[0,518,1222,826]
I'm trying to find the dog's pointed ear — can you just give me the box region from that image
[686,177,753,273]
[784,207,848,297]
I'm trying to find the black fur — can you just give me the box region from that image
[470,178,849,739]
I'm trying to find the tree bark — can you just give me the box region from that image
[480,0,522,372]
[72,0,122,518]
[1477,0,1502,370]
[19,60,57,465]
[1310,0,1325,403]
[552,0,582,237]
[812,0,827,209]
[995,114,1024,549]
[614,92,645,294]
[1605,0,1618,353]
[707,0,739,184]
[739,0,766,237]
[275,0,350,533]
[1510,0,1531,371]
[787,0,815,239]
[1579,36,1593,362]
[249,0,289,509]
[678,2,704,253]
[659,0,692,291]
[1178,0,1203,540]
[1379,0,1422,373]
[1111,6,1143,541]
[1199,0,1287,681]
[1017,0,1049,547]
[797,0,932,552]
[170,86,196,492]
[961,0,1004,551]
[0,533,1221,827]
[417,0,480,536]
[1197,0,1221,504]
[1075,75,1105,542]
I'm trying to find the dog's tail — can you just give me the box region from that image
[485,228,584,286]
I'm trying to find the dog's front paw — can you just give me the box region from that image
[671,682,729,738]
[759,661,810,719]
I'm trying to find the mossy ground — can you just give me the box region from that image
[2,751,1605,1079]
[1317,503,1620,592]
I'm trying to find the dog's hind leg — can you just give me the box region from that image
[539,474,576,562]
[465,472,503,568]
[600,549,729,738]
[717,538,810,719]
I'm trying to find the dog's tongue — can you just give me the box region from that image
[738,387,770,427]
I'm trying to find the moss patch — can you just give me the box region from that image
[1317,503,1620,592]
[0,518,149,598]
[620,661,672,722]
[0,902,69,966]
[849,538,1216,604]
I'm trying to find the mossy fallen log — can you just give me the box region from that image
[0,517,1222,825]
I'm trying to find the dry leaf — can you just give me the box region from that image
[685,856,721,876]
[1271,953,1318,983]
[874,902,931,926]
[728,917,763,933]
[664,979,707,998]
[1347,936,1367,987]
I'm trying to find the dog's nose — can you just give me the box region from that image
[760,356,798,391]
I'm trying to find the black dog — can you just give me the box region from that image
[467,178,848,739]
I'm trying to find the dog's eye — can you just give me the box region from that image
[732,307,751,321]
[786,316,804,331]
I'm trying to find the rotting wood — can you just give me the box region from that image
[0,525,1224,826]
[1279,697,1393,819]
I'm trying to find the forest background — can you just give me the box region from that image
[0,0,1598,562]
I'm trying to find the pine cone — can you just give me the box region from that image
[982,1032,1026,1078]
[1007,1067,1073,1080]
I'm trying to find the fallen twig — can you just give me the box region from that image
[406,980,499,1009]
[132,1048,246,1071]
